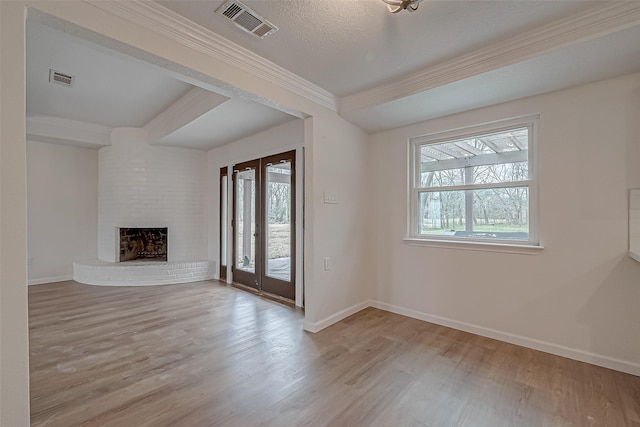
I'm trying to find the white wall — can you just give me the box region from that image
[0,2,30,424]
[98,128,207,262]
[208,119,302,167]
[27,140,98,284]
[303,112,374,330]
[370,72,640,374]
[207,113,376,324]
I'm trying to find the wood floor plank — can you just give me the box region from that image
[29,280,640,426]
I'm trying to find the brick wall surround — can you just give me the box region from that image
[74,259,214,286]
[98,128,207,264]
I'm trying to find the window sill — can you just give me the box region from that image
[403,237,544,255]
[629,250,640,263]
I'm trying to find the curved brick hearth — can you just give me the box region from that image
[73,260,215,286]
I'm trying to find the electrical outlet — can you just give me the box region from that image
[324,257,332,271]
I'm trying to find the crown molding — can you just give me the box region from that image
[84,0,338,112]
[340,1,640,113]
[26,114,111,148]
[144,87,229,143]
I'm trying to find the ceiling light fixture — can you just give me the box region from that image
[382,0,423,13]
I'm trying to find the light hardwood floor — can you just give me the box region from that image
[29,280,640,426]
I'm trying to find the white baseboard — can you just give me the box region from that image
[28,275,73,286]
[369,300,640,377]
[303,300,370,333]
[302,298,640,376]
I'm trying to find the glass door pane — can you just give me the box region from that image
[235,167,257,275]
[265,161,292,281]
[261,150,295,301]
[220,168,228,279]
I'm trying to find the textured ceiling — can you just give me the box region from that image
[25,19,296,149]
[25,0,640,147]
[156,98,296,150]
[342,23,640,131]
[158,0,600,96]
[26,20,192,128]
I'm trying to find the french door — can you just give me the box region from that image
[232,151,295,300]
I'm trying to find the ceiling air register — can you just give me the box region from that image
[49,69,75,87]
[217,1,278,39]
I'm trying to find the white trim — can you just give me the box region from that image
[300,298,640,375]
[368,300,640,377]
[340,2,640,113]
[84,0,338,112]
[416,180,531,193]
[26,114,111,148]
[403,238,543,254]
[529,116,540,247]
[295,147,304,308]
[629,189,640,263]
[410,115,540,145]
[226,161,234,285]
[28,275,73,285]
[302,300,369,333]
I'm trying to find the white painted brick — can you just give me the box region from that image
[73,260,214,286]
[98,129,207,263]
[85,128,215,285]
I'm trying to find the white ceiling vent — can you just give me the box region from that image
[217,1,278,39]
[49,69,74,88]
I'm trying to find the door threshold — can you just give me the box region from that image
[231,282,296,308]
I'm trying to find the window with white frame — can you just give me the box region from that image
[409,116,539,246]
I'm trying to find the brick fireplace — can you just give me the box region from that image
[73,128,214,286]
[97,128,206,263]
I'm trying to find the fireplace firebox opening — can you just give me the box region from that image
[119,227,167,262]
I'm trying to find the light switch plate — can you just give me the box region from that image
[324,192,338,204]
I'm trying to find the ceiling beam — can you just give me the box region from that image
[83,0,337,113]
[144,87,229,143]
[26,114,111,148]
[340,1,640,114]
